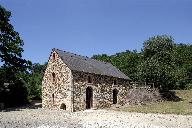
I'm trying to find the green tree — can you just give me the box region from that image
[92,54,111,63]
[110,50,141,81]
[0,5,31,80]
[28,63,47,100]
[173,44,192,89]
[0,5,31,107]
[92,50,141,81]
[139,35,176,90]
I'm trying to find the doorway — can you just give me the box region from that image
[86,87,93,109]
[113,89,118,104]
[60,103,66,110]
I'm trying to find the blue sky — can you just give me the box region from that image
[1,0,192,64]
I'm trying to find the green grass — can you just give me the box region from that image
[113,90,192,115]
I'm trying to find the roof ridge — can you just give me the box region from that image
[52,48,130,80]
[53,48,89,58]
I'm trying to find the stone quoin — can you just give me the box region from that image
[42,48,131,112]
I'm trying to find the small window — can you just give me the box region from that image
[52,73,56,83]
[52,93,54,104]
[53,53,56,60]
[88,76,92,83]
[114,79,117,85]
[60,103,66,110]
[113,89,118,104]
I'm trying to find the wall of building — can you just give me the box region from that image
[42,51,130,112]
[42,51,73,111]
[72,71,130,112]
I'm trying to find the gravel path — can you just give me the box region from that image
[0,108,192,128]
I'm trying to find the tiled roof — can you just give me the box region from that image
[53,48,131,80]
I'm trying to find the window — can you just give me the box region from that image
[113,89,118,104]
[53,53,56,60]
[114,79,117,85]
[52,72,56,83]
[86,87,93,109]
[52,93,54,104]
[88,76,92,83]
[60,103,66,110]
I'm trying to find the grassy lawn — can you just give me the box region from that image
[114,90,192,115]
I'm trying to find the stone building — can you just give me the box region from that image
[42,48,131,112]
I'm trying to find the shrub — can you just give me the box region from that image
[2,80,29,108]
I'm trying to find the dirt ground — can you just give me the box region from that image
[0,106,192,128]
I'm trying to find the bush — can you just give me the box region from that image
[2,80,29,108]
[186,83,192,90]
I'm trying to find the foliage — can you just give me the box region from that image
[0,5,31,107]
[92,54,111,63]
[173,44,192,89]
[92,35,192,90]
[0,5,31,78]
[3,80,29,107]
[28,63,47,100]
[139,35,176,90]
[92,50,141,81]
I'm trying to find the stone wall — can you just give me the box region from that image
[72,71,130,112]
[42,51,130,112]
[42,51,73,111]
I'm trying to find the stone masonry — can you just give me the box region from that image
[72,71,129,111]
[42,51,73,111]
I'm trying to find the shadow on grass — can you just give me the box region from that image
[160,90,182,102]
[0,100,42,112]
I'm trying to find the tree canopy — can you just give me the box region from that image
[139,35,176,90]
[28,63,47,100]
[0,5,31,81]
[0,5,31,107]
[92,35,192,90]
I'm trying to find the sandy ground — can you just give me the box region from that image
[0,108,192,128]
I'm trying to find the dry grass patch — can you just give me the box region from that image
[113,90,192,115]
